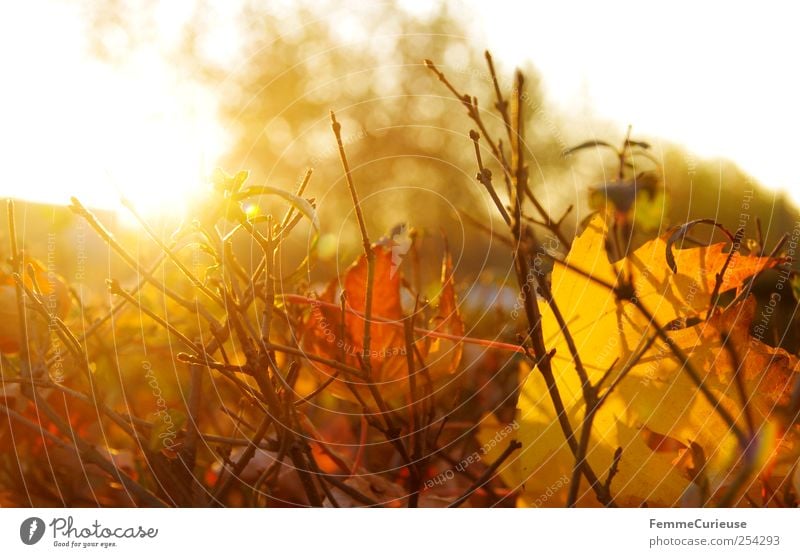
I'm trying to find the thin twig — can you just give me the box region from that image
[706,228,745,320]
[448,440,522,508]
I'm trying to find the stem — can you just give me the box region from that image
[448,441,522,508]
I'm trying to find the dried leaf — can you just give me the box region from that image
[300,243,463,402]
[640,427,687,454]
[424,240,464,378]
[481,215,797,507]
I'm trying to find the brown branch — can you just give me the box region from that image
[448,440,522,508]
[121,198,225,308]
[720,331,756,437]
[0,400,168,507]
[7,201,32,384]
[213,414,273,501]
[70,198,221,327]
[706,227,745,320]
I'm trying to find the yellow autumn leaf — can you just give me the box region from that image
[480,215,796,507]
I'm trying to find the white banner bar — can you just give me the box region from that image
[1,508,798,556]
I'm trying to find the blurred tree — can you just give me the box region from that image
[82,0,798,282]
[82,1,569,285]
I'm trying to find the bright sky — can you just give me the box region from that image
[0,1,227,216]
[1,0,798,217]
[470,0,800,197]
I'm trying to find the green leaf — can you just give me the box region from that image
[235,185,320,231]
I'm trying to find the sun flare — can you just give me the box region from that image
[0,1,226,221]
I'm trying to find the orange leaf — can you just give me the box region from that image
[301,245,408,401]
[640,426,687,453]
[670,242,779,294]
[300,243,463,402]
[424,240,464,377]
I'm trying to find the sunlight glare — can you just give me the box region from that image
[0,1,227,222]
[2,0,799,219]
[467,0,800,204]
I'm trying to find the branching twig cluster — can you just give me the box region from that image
[424,51,788,507]
[0,49,795,509]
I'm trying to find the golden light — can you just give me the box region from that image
[1,0,798,217]
[243,202,260,219]
[0,1,227,221]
